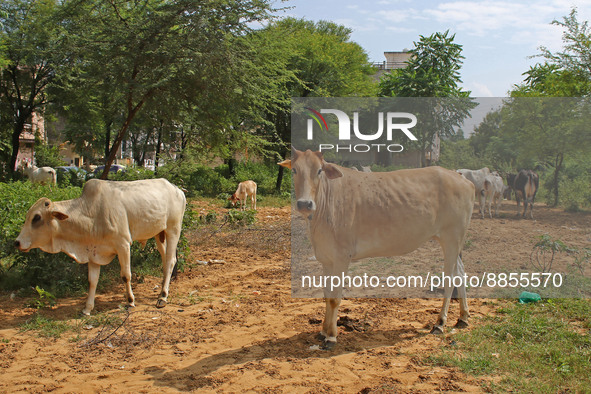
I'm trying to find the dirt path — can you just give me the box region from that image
[0,201,589,393]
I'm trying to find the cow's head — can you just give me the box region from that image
[228,193,239,206]
[14,197,69,253]
[278,148,342,218]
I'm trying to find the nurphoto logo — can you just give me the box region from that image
[305,107,418,153]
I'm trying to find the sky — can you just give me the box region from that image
[275,0,591,97]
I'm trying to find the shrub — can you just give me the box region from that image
[226,209,256,226]
[559,176,591,212]
[56,168,87,188]
[157,160,291,197]
[112,167,155,181]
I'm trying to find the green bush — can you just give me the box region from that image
[157,160,291,197]
[56,168,87,188]
[34,141,67,168]
[226,209,256,226]
[112,167,155,181]
[560,176,591,212]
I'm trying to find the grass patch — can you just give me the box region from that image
[426,298,591,392]
[20,313,71,338]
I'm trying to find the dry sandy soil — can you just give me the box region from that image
[0,199,589,393]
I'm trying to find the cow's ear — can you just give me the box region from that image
[322,163,343,180]
[51,211,69,221]
[278,159,292,169]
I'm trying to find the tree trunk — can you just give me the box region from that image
[155,122,162,174]
[104,121,112,163]
[552,152,564,207]
[275,147,288,193]
[9,123,24,177]
[100,93,149,179]
[227,158,236,176]
[101,119,132,179]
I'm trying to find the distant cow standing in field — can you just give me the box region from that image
[506,173,519,205]
[513,170,539,219]
[481,173,504,218]
[456,167,491,217]
[229,180,257,211]
[14,178,186,315]
[280,149,475,349]
[22,162,57,187]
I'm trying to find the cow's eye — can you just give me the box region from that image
[317,168,323,175]
[32,214,41,224]
[292,168,297,175]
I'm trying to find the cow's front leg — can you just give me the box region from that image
[431,285,453,334]
[320,297,341,350]
[117,244,135,308]
[83,262,101,315]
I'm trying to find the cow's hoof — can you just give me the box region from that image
[156,299,167,308]
[322,340,337,350]
[80,310,91,317]
[430,325,444,335]
[455,319,469,329]
[316,332,326,342]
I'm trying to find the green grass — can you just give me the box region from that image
[20,313,72,338]
[425,298,591,392]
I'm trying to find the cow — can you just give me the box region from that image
[229,180,257,211]
[456,167,490,217]
[14,178,186,315]
[481,173,504,218]
[513,170,539,219]
[505,173,519,205]
[279,148,475,349]
[22,162,57,187]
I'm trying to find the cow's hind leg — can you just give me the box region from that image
[157,229,180,308]
[432,236,469,334]
[117,244,135,308]
[83,262,101,315]
[454,254,470,328]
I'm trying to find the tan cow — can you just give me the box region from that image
[280,148,475,349]
[229,180,257,211]
[15,178,186,315]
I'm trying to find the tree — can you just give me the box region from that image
[536,8,591,81]
[505,8,591,206]
[379,31,474,167]
[255,18,377,191]
[0,0,61,177]
[57,0,277,179]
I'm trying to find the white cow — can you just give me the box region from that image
[481,173,505,218]
[456,167,491,217]
[229,180,257,211]
[280,149,475,349]
[15,178,186,315]
[22,162,57,187]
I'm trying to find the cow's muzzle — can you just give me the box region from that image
[296,199,316,217]
[14,240,29,252]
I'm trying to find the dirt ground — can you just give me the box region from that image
[0,199,590,393]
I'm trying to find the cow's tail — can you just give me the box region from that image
[524,173,534,201]
[481,179,491,196]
